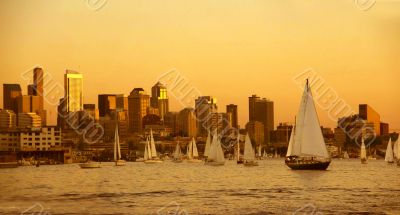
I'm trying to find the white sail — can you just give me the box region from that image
[215,136,225,163]
[291,81,329,158]
[360,137,367,160]
[237,133,241,160]
[244,134,255,161]
[343,151,350,159]
[144,138,149,160]
[204,132,211,157]
[150,129,157,158]
[173,142,181,159]
[286,126,295,156]
[114,125,118,161]
[394,139,399,159]
[263,149,267,157]
[208,130,218,161]
[258,145,262,157]
[187,139,193,159]
[192,138,199,157]
[385,138,394,163]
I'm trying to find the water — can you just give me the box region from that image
[0,159,399,215]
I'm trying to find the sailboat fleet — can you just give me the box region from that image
[204,130,225,166]
[187,138,202,163]
[143,130,163,164]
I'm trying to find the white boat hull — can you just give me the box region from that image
[144,159,163,164]
[115,160,126,166]
[79,162,101,168]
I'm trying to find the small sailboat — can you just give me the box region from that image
[285,79,331,170]
[172,142,183,163]
[236,132,243,164]
[187,137,202,163]
[385,138,394,164]
[203,132,211,159]
[243,134,258,166]
[257,145,262,159]
[360,137,367,164]
[144,129,163,164]
[343,151,350,159]
[205,130,225,166]
[114,124,126,166]
[263,149,268,158]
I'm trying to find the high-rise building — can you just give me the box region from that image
[164,112,179,135]
[128,88,150,133]
[150,82,169,121]
[32,67,46,126]
[195,96,217,136]
[16,95,41,114]
[178,108,197,137]
[209,112,232,135]
[83,104,99,121]
[380,122,389,136]
[245,121,264,148]
[248,95,274,143]
[3,84,22,114]
[64,70,83,112]
[116,94,128,111]
[359,104,380,136]
[98,94,116,117]
[226,104,238,129]
[18,112,41,128]
[0,110,16,128]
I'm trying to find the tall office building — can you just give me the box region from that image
[359,104,381,136]
[245,121,264,148]
[0,110,16,128]
[128,88,150,133]
[226,104,238,129]
[248,95,274,143]
[98,94,116,117]
[164,112,179,135]
[17,95,41,114]
[3,84,22,114]
[116,94,128,111]
[33,67,46,125]
[178,108,197,137]
[195,96,217,136]
[64,70,83,112]
[150,82,169,121]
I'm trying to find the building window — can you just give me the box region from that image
[29,143,32,146]
[35,138,40,141]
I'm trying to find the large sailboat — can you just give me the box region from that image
[360,137,367,164]
[236,133,243,164]
[243,134,258,166]
[144,130,163,164]
[114,124,126,166]
[172,142,183,163]
[385,138,394,164]
[285,79,331,170]
[187,138,202,163]
[205,130,225,166]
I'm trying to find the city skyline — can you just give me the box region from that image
[0,0,399,130]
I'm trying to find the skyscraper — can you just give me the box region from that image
[150,82,169,121]
[128,88,150,133]
[33,67,46,126]
[195,96,217,136]
[178,108,197,137]
[226,104,238,129]
[64,70,83,112]
[3,84,22,114]
[116,94,128,111]
[359,104,380,136]
[98,94,116,117]
[248,95,274,143]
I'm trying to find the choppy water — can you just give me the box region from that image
[0,159,399,215]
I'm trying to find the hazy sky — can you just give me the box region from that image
[0,0,399,131]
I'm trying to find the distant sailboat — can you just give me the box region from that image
[237,132,243,164]
[187,138,202,163]
[285,79,331,170]
[203,132,211,159]
[394,138,399,161]
[263,149,267,158]
[360,137,367,164]
[385,138,394,163]
[257,145,262,159]
[172,142,183,163]
[144,129,163,164]
[114,124,126,166]
[205,130,225,166]
[243,134,258,166]
[343,151,350,159]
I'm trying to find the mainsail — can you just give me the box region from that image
[150,129,157,158]
[385,138,394,163]
[204,132,211,157]
[173,142,182,159]
[208,130,225,162]
[394,139,399,159]
[244,134,255,161]
[288,81,329,158]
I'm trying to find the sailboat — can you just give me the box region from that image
[172,142,183,163]
[395,137,400,166]
[114,124,126,166]
[343,151,350,159]
[203,132,211,160]
[385,138,394,164]
[187,137,202,163]
[263,149,268,158]
[237,132,243,164]
[205,130,225,166]
[257,145,262,159]
[144,129,163,164]
[285,79,331,170]
[360,137,367,164]
[243,134,258,166]
[394,138,398,161]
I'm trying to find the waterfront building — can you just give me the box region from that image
[248,95,274,143]
[116,94,128,111]
[128,88,150,133]
[32,67,46,126]
[0,110,17,128]
[178,108,197,137]
[226,104,238,129]
[195,96,217,137]
[164,112,179,136]
[150,82,169,121]
[359,104,381,136]
[3,84,22,114]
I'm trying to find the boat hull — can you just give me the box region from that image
[204,161,225,166]
[244,160,258,167]
[144,160,163,164]
[79,163,101,168]
[285,158,330,170]
[115,160,126,166]
[0,162,18,168]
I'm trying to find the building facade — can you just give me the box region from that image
[195,96,217,137]
[150,82,169,121]
[3,84,22,114]
[248,95,274,143]
[98,94,116,117]
[128,88,150,133]
[178,108,197,137]
[0,110,17,128]
[18,113,41,128]
[226,104,238,129]
[64,70,83,112]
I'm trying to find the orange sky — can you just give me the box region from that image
[0,0,399,131]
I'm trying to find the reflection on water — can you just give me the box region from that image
[0,159,399,214]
